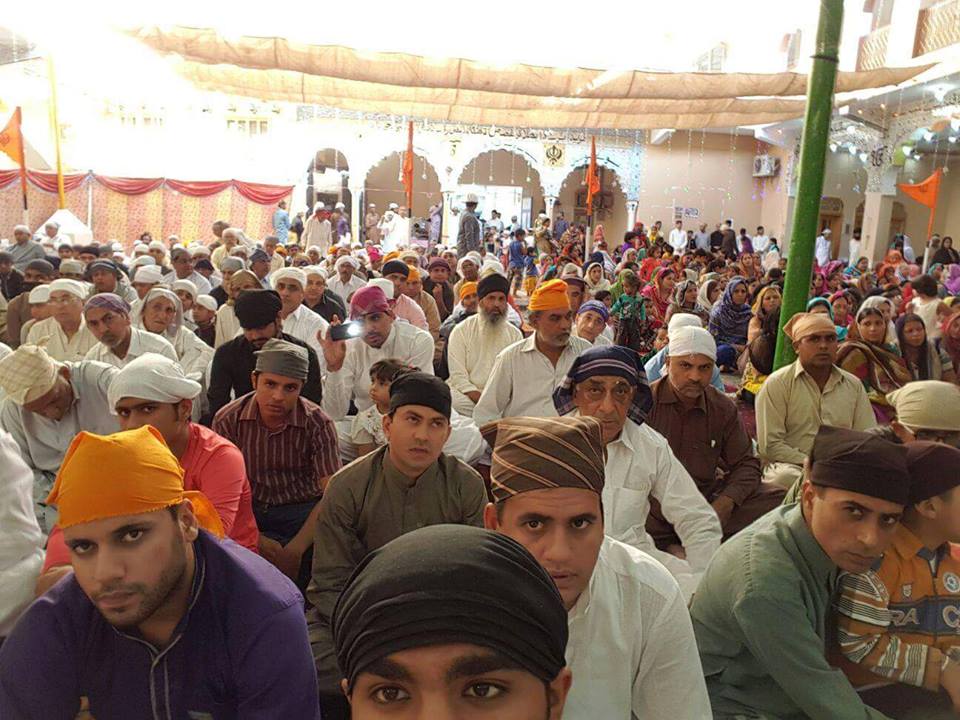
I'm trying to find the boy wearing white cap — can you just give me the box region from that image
[647,326,785,542]
[272,267,328,364]
[25,279,97,362]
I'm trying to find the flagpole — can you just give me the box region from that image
[47,55,66,210]
[13,107,29,225]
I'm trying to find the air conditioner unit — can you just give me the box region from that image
[752,155,780,177]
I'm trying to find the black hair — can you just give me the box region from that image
[369,358,416,384]
[910,274,938,298]
[594,290,612,303]
[896,313,931,380]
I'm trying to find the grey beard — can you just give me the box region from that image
[480,310,505,325]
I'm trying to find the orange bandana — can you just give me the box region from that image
[459,281,478,301]
[528,279,571,312]
[46,425,224,537]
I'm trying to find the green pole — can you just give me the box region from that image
[773,0,844,370]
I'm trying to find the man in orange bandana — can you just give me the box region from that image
[0,426,321,719]
[474,279,592,425]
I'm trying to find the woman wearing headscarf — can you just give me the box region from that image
[740,307,780,404]
[896,312,955,383]
[135,287,213,382]
[837,305,911,422]
[708,277,752,369]
[830,290,854,332]
[944,264,960,297]
[806,296,848,341]
[696,277,722,314]
[844,256,870,278]
[932,236,960,266]
[666,278,709,325]
[584,261,611,296]
[941,312,960,377]
[747,285,781,344]
[858,295,898,347]
[214,269,261,348]
[737,252,759,281]
[641,266,676,324]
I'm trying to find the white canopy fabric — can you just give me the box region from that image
[131,25,933,130]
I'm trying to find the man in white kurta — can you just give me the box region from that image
[303,203,333,254]
[326,256,366,306]
[25,279,97,362]
[82,293,178,368]
[552,343,722,601]
[271,267,329,370]
[474,279,591,426]
[483,415,711,720]
[446,274,522,417]
[0,346,119,531]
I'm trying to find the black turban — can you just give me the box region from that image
[810,426,909,505]
[477,272,510,299]
[25,259,55,277]
[333,524,568,690]
[381,260,410,278]
[388,371,451,419]
[234,289,282,330]
[906,441,960,504]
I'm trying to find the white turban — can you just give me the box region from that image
[130,256,156,270]
[171,279,198,299]
[667,313,704,333]
[134,266,165,285]
[303,265,326,279]
[48,279,87,300]
[887,381,960,432]
[0,345,61,405]
[667,326,717,362]
[313,201,326,213]
[195,295,218,313]
[336,255,359,271]
[148,240,166,252]
[366,278,394,297]
[28,285,50,304]
[271,267,308,290]
[108,354,201,413]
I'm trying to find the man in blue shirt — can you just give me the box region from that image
[272,200,291,241]
[0,425,320,719]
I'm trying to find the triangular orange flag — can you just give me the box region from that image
[898,169,942,209]
[402,121,414,210]
[0,108,24,167]
[585,137,601,216]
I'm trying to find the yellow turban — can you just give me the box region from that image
[459,281,478,301]
[783,312,836,343]
[528,279,571,312]
[383,251,402,263]
[46,425,225,537]
[407,266,421,282]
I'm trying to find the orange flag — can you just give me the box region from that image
[0,107,29,218]
[585,136,601,216]
[898,168,942,208]
[402,121,414,210]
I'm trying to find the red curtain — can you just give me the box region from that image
[95,175,165,195]
[27,170,88,193]
[233,180,293,204]
[0,169,19,189]
[165,179,232,197]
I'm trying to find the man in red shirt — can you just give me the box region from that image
[36,354,259,593]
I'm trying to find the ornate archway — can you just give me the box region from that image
[557,163,628,244]
[364,151,442,224]
[456,149,544,228]
[308,148,351,215]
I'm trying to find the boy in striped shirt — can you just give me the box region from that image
[836,441,960,716]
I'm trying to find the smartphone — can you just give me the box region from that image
[329,322,363,341]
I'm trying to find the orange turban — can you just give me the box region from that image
[46,425,224,537]
[528,279,571,312]
[459,281,478,301]
[383,251,402,263]
[407,266,421,282]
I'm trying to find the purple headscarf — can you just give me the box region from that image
[945,265,960,296]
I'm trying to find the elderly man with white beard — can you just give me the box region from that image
[446,273,522,417]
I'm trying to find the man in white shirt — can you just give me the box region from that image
[552,343,722,599]
[165,248,213,295]
[25,279,98,362]
[446,273,521,417]
[303,202,333,254]
[482,415,711,720]
[271,267,328,366]
[83,293,177,368]
[327,256,365,305]
[668,219,687,255]
[0,345,118,531]
[752,225,770,255]
[474,279,591,426]
[814,228,832,267]
[0,429,44,638]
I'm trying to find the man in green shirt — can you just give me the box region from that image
[690,426,910,720]
[305,371,486,720]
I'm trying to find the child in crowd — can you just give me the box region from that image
[611,270,658,358]
[350,358,416,457]
[191,295,218,348]
[522,246,539,297]
[20,285,52,345]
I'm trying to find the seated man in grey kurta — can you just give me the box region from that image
[0,344,118,531]
[305,371,487,716]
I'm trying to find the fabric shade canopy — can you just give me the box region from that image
[131,25,933,130]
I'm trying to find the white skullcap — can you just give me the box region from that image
[148,240,166,251]
[388,202,399,210]
[335,255,359,271]
[465,193,479,203]
[108,353,201,413]
[190,245,211,257]
[229,246,249,257]
[668,326,716,362]
[134,265,165,284]
[130,255,156,270]
[368,203,376,208]
[28,285,51,304]
[367,278,394,297]
[313,201,326,212]
[132,244,149,255]
[667,313,704,333]
[171,279,198,299]
[335,202,345,210]
[303,265,326,278]
[48,278,87,300]
[271,267,308,290]
[0,344,61,405]
[195,295,218,313]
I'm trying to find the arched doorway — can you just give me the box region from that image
[558,164,627,245]
[365,151,441,235]
[309,148,351,215]
[819,196,844,257]
[854,200,907,246]
[456,149,543,229]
